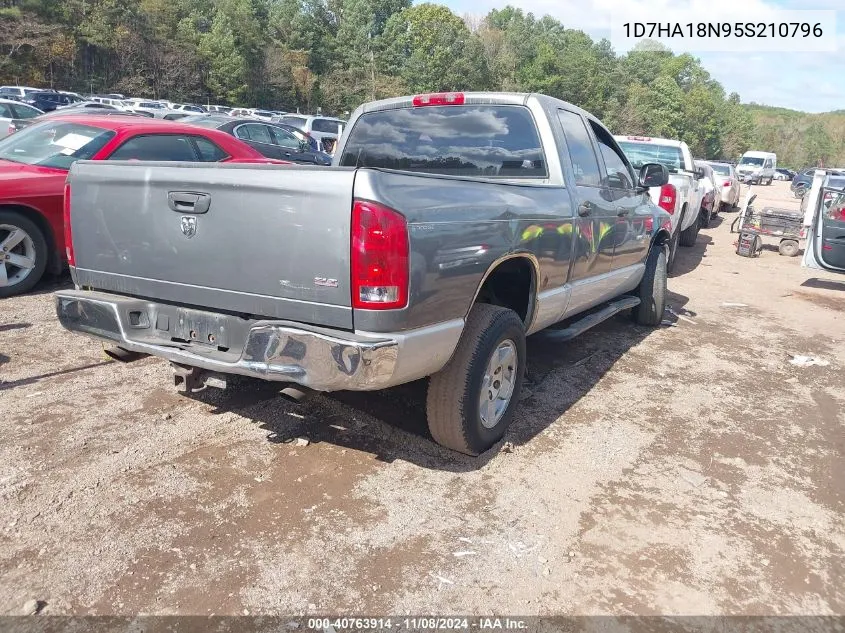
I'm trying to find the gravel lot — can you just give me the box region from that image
[1,181,843,617]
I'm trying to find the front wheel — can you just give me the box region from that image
[632,244,667,326]
[0,211,49,298]
[667,224,680,273]
[426,304,526,456]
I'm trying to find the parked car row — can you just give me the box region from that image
[0,114,287,297]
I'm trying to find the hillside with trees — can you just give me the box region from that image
[743,104,845,169]
[1,0,834,166]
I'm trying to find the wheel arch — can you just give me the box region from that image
[468,253,540,331]
[0,203,60,274]
[652,227,672,252]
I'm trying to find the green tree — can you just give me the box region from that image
[380,3,485,93]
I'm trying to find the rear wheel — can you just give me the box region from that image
[0,211,49,298]
[632,244,667,326]
[426,304,526,456]
[679,206,700,247]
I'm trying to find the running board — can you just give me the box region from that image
[541,296,641,342]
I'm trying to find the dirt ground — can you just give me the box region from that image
[1,181,843,618]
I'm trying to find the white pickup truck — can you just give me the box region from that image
[615,136,705,270]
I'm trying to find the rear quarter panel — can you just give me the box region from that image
[352,169,575,333]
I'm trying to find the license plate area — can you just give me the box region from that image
[172,308,230,349]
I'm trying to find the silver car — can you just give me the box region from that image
[0,98,42,138]
[707,162,741,211]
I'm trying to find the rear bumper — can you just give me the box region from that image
[55,290,463,392]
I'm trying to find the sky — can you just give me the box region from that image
[439,0,844,113]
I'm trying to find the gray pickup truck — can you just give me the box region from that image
[57,92,672,455]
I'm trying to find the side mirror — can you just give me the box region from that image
[639,163,669,189]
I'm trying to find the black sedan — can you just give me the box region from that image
[179,115,332,165]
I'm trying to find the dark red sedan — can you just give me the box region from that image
[0,115,281,297]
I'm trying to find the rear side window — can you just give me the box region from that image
[107,135,198,161]
[269,126,300,149]
[10,103,41,119]
[192,137,228,161]
[235,123,273,144]
[0,103,13,118]
[340,105,547,178]
[312,118,342,134]
[557,109,601,186]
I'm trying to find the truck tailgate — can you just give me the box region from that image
[68,162,355,329]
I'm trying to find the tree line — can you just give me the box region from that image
[1,0,841,166]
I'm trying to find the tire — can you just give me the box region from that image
[426,304,526,456]
[779,239,800,257]
[700,207,711,229]
[632,244,667,326]
[0,211,49,298]
[679,206,699,247]
[667,224,680,273]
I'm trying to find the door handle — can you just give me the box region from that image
[578,201,594,217]
[168,192,211,214]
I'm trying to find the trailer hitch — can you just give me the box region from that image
[170,362,227,393]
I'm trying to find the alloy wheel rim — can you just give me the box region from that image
[0,224,36,288]
[479,339,518,429]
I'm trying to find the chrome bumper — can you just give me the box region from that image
[55,290,463,392]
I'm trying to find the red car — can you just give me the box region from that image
[0,114,281,297]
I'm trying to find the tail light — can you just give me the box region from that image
[644,217,654,232]
[723,180,731,187]
[351,199,408,310]
[412,92,465,107]
[63,182,75,266]
[658,184,677,214]
[7,124,14,135]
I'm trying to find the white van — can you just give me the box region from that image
[736,151,777,185]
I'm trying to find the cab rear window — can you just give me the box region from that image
[339,105,547,179]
